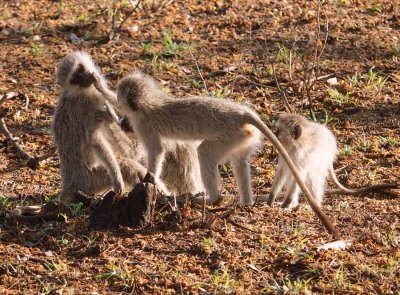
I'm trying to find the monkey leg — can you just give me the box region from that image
[268,163,285,206]
[59,165,111,204]
[231,155,253,206]
[269,161,297,206]
[161,143,203,195]
[281,173,302,208]
[197,140,227,204]
[92,130,124,194]
[307,174,326,206]
[119,159,147,191]
[144,139,165,180]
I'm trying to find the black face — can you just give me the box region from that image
[69,64,95,87]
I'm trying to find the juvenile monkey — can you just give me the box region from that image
[52,51,147,204]
[95,72,338,236]
[268,114,399,208]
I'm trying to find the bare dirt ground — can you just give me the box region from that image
[0,0,399,293]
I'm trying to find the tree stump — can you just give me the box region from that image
[89,172,157,229]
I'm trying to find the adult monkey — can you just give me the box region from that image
[52,51,148,204]
[94,71,339,237]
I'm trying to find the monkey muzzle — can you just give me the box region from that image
[70,71,95,88]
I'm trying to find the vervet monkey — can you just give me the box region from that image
[94,72,338,236]
[52,51,147,204]
[268,113,399,208]
[97,98,203,196]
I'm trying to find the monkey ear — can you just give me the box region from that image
[293,125,302,140]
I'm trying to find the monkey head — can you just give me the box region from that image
[69,64,95,87]
[275,114,307,147]
[117,72,161,111]
[56,51,98,89]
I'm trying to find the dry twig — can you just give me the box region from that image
[109,0,143,41]
[0,93,56,172]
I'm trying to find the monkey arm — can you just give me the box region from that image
[93,74,118,101]
[91,130,124,194]
[95,102,122,125]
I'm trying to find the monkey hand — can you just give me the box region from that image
[95,109,113,123]
[112,175,124,195]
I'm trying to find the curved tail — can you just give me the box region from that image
[329,166,399,195]
[246,114,339,237]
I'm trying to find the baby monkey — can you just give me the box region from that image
[268,114,399,208]
[94,72,339,236]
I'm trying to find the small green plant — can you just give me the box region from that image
[141,42,153,55]
[70,202,84,215]
[77,14,87,22]
[366,68,388,94]
[96,261,135,290]
[80,234,97,245]
[328,89,352,105]
[340,145,354,156]
[277,44,289,63]
[219,164,231,176]
[323,110,335,124]
[151,56,177,70]
[58,1,70,11]
[357,135,372,152]
[280,239,311,259]
[368,170,382,182]
[348,72,359,85]
[267,65,275,76]
[213,86,230,99]
[30,43,46,55]
[211,266,237,293]
[202,237,216,252]
[366,4,382,14]
[380,227,398,247]
[379,136,399,147]
[334,265,350,290]
[21,27,34,36]
[189,79,205,90]
[0,195,10,210]
[43,195,51,204]
[120,0,130,9]
[161,31,197,57]
[43,260,67,273]
[57,233,72,248]
[264,277,313,294]
[385,256,399,275]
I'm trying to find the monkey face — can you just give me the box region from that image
[69,64,95,88]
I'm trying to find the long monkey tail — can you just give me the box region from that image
[328,166,399,195]
[246,113,339,238]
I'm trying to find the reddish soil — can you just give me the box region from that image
[0,0,399,293]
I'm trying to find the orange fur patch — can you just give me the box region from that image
[242,124,254,136]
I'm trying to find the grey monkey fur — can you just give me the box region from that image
[95,85,203,196]
[268,113,399,208]
[95,71,338,238]
[52,51,146,204]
